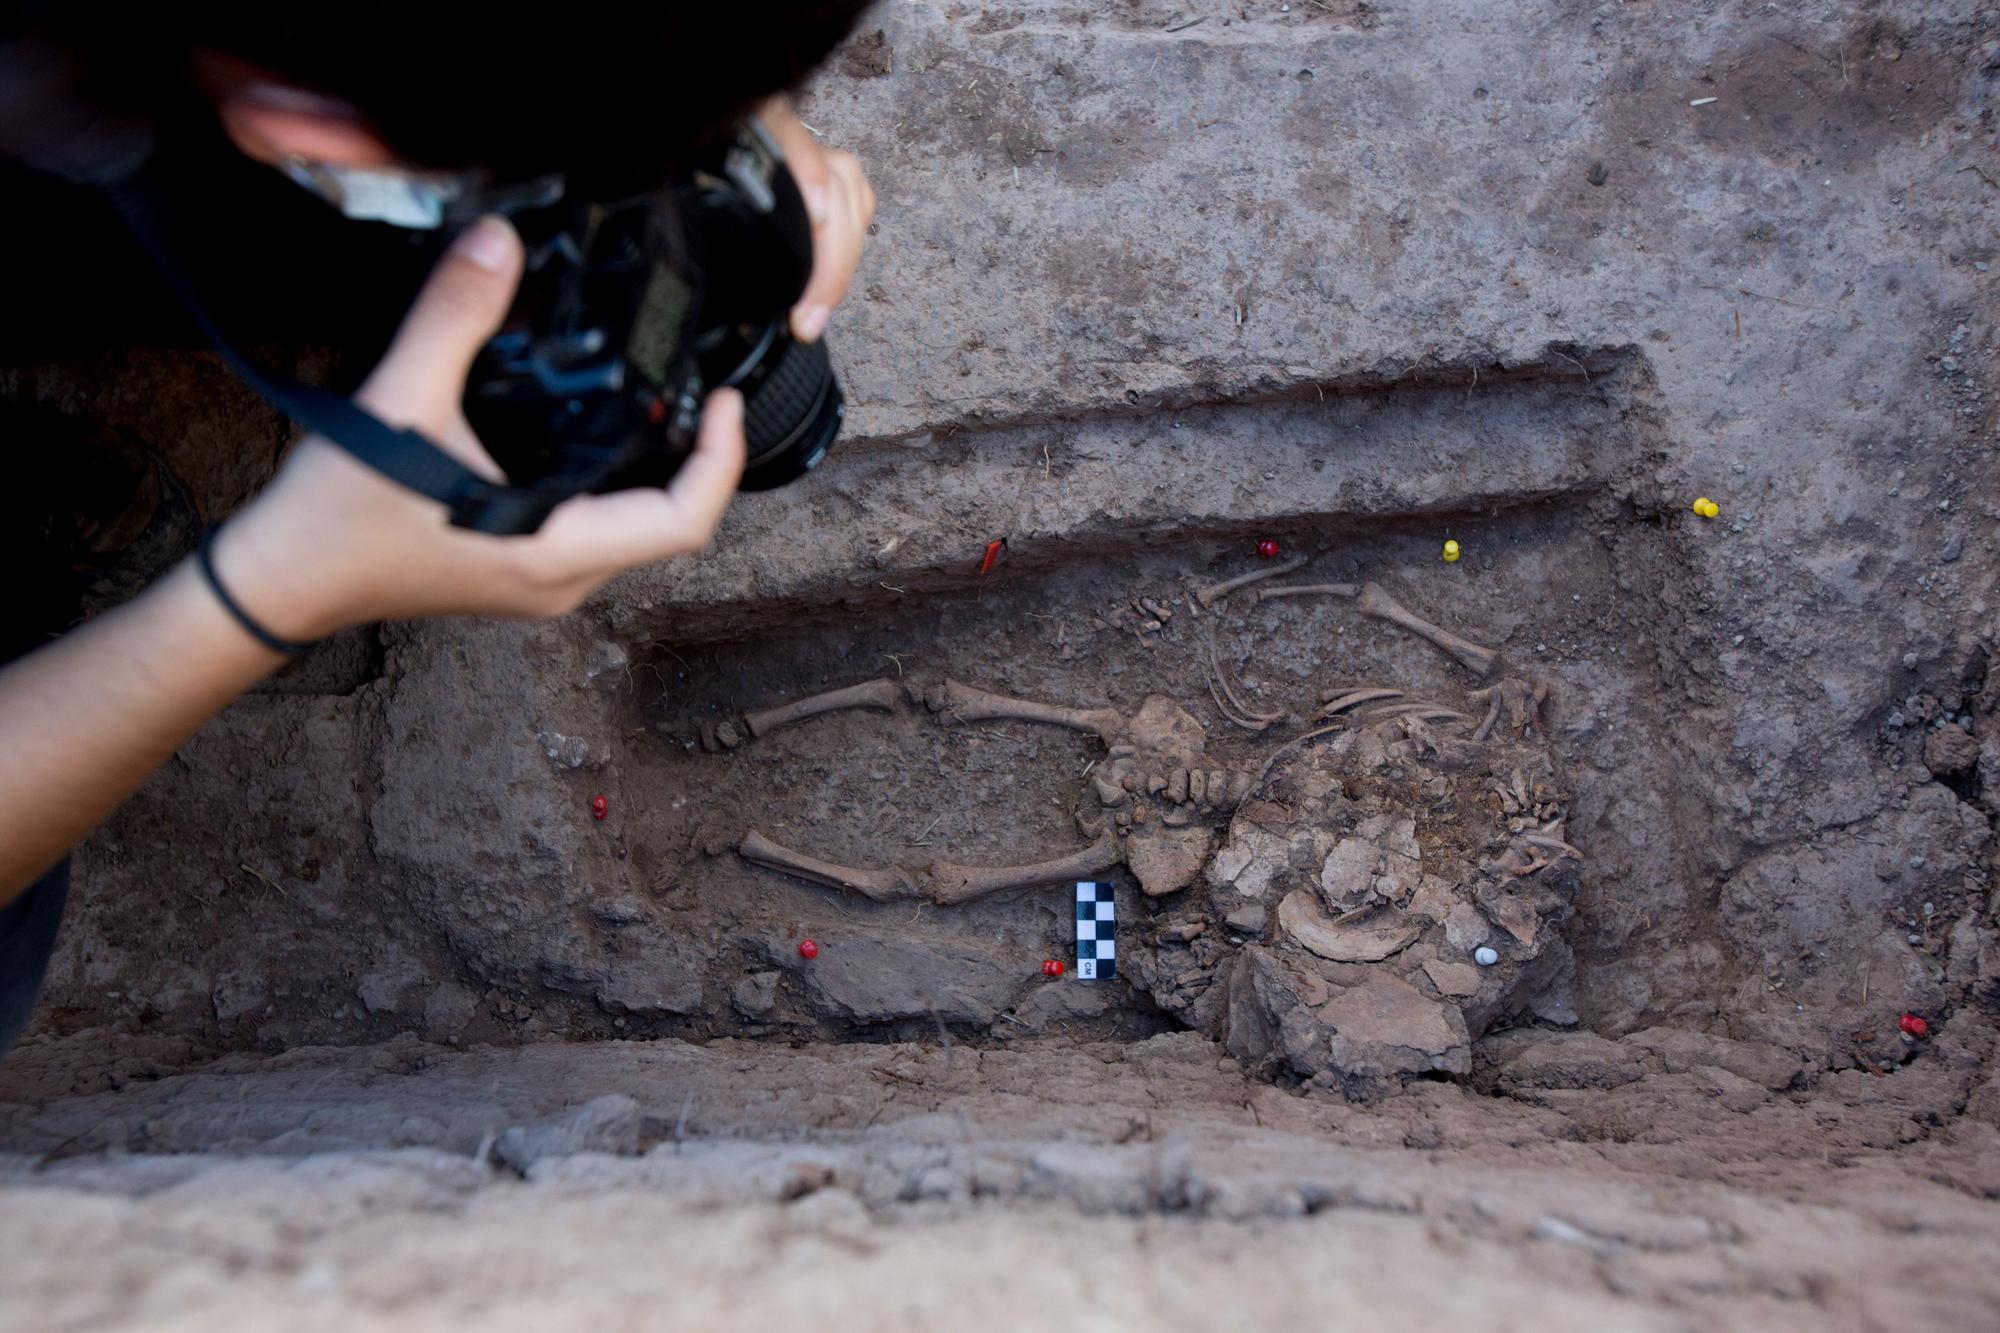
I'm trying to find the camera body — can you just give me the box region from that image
[460,120,843,534]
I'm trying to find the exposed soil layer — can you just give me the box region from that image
[5,0,2000,1325]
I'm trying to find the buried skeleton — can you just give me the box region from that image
[703,568,1577,1096]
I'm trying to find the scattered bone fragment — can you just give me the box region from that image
[929,832,1123,906]
[745,678,907,739]
[925,678,1125,743]
[1194,554,1309,607]
[1469,678,1549,742]
[738,832,919,902]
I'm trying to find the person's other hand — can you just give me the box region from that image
[213,215,746,639]
[758,97,876,344]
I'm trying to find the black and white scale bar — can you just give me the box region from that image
[1075,881,1116,981]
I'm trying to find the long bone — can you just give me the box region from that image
[1257,580,1501,678]
[924,678,1125,743]
[1193,555,1309,607]
[745,678,908,739]
[738,832,919,902]
[929,832,1123,906]
[738,830,1122,907]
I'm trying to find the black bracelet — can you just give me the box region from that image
[197,527,314,656]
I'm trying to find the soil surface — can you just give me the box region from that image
[5,0,2000,1326]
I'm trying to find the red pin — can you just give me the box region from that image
[1256,538,1280,560]
[1042,959,1065,977]
[1899,1013,1929,1038]
[590,795,609,821]
[798,939,819,960]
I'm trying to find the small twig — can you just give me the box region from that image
[881,582,908,594]
[909,813,945,847]
[237,863,296,903]
[1695,281,1836,314]
[1958,165,2000,193]
[1164,15,1207,32]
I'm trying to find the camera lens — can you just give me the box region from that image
[735,330,844,491]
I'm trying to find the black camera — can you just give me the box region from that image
[459,119,844,535]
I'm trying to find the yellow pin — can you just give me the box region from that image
[1693,497,1719,519]
[1442,539,1461,563]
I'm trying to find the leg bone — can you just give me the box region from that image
[745,678,908,739]
[926,832,1123,906]
[738,831,920,902]
[925,678,1125,744]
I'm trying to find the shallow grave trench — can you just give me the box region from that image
[353,351,1696,1066]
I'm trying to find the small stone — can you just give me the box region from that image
[583,640,631,689]
[1474,946,1500,966]
[731,970,781,1018]
[1444,902,1490,951]
[1941,535,1964,563]
[1223,902,1268,934]
[1923,725,1980,778]
[1886,711,1906,728]
[493,1095,641,1173]
[1423,958,1483,997]
[1902,653,1920,669]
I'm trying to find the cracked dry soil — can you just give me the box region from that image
[5,1,2000,1327]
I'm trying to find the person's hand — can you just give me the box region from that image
[758,97,876,344]
[213,215,747,639]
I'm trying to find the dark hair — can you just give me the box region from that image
[7,2,877,188]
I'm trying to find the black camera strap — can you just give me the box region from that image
[103,176,565,535]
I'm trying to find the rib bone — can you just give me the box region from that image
[738,831,919,902]
[745,678,907,739]
[929,832,1123,906]
[1316,687,1405,719]
[925,678,1125,743]
[1195,555,1309,607]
